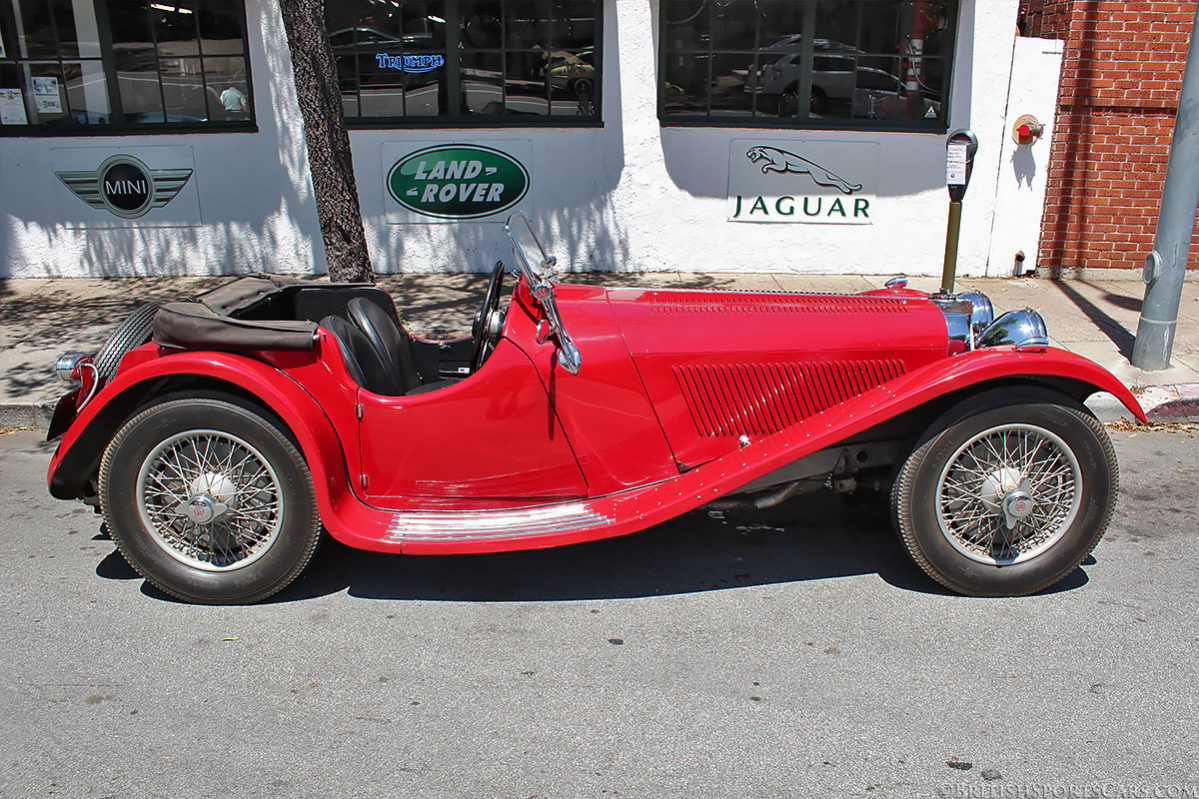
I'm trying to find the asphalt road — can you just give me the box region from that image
[1,428,1196,799]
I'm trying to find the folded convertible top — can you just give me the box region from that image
[153,275,318,352]
[153,301,318,352]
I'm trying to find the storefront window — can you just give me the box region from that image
[0,0,254,133]
[660,0,956,131]
[328,0,601,126]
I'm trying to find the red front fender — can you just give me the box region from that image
[875,345,1146,424]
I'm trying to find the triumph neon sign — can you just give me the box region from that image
[375,53,445,73]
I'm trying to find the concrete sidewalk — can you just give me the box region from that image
[2,272,1197,428]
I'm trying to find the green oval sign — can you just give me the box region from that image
[387,145,530,220]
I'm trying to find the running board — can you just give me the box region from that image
[388,501,614,543]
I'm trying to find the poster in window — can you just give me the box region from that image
[0,89,28,125]
[728,139,879,224]
[31,77,62,113]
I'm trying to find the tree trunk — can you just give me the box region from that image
[278,0,374,283]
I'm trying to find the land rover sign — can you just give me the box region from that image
[386,144,530,221]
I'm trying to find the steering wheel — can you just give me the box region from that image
[471,261,506,372]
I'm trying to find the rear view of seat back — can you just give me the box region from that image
[319,315,407,396]
[346,297,422,394]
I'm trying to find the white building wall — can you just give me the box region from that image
[0,0,325,277]
[985,36,1065,277]
[0,0,1046,278]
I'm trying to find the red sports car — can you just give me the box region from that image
[46,216,1145,603]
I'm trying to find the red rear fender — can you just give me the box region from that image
[46,348,356,535]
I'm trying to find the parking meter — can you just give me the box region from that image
[942,129,979,291]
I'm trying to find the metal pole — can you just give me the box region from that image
[942,200,963,292]
[1131,8,1199,370]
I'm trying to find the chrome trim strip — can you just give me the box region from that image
[387,502,613,542]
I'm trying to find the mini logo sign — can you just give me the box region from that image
[56,154,193,219]
[387,144,530,220]
[376,53,445,73]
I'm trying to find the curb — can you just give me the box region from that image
[0,402,53,430]
[1138,383,1199,423]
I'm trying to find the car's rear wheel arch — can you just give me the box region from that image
[51,374,332,503]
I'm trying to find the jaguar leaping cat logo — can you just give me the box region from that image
[745,147,862,195]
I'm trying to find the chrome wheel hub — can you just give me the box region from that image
[178,494,225,525]
[136,430,283,571]
[175,473,238,525]
[935,424,1082,565]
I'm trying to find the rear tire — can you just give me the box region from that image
[99,398,321,604]
[891,395,1118,596]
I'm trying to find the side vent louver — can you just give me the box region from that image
[673,359,905,438]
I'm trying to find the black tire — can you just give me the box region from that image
[570,77,593,98]
[94,302,161,380]
[98,397,321,604]
[891,394,1118,597]
[808,86,828,115]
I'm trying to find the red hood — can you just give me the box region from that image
[600,287,951,467]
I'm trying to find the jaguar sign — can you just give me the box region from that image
[728,139,878,224]
[386,144,530,221]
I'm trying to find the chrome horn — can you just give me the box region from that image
[959,291,994,338]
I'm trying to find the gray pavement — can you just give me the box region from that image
[2,272,1198,427]
[2,426,1197,798]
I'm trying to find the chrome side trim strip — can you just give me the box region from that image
[387,502,613,542]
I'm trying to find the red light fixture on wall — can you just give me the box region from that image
[1012,114,1044,145]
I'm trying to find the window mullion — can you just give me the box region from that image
[92,0,127,124]
[445,0,461,122]
[194,0,212,121]
[704,4,712,118]
[147,3,168,123]
[750,0,761,117]
[796,1,815,124]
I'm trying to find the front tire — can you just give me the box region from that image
[891,394,1118,596]
[99,398,321,604]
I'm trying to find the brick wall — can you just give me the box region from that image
[1018,0,1198,272]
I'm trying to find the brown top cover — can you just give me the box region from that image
[152,275,318,352]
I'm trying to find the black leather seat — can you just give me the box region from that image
[345,297,422,394]
[319,315,407,396]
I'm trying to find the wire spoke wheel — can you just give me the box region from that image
[935,424,1081,566]
[136,429,284,571]
[100,397,321,604]
[891,390,1119,597]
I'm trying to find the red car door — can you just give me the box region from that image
[356,340,588,506]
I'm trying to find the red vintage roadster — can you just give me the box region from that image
[47,216,1145,604]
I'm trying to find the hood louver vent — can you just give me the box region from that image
[648,294,909,315]
[674,359,905,438]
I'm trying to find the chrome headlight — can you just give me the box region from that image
[977,309,1049,349]
[55,352,91,386]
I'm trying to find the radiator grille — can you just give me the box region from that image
[673,359,905,438]
[649,293,909,315]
